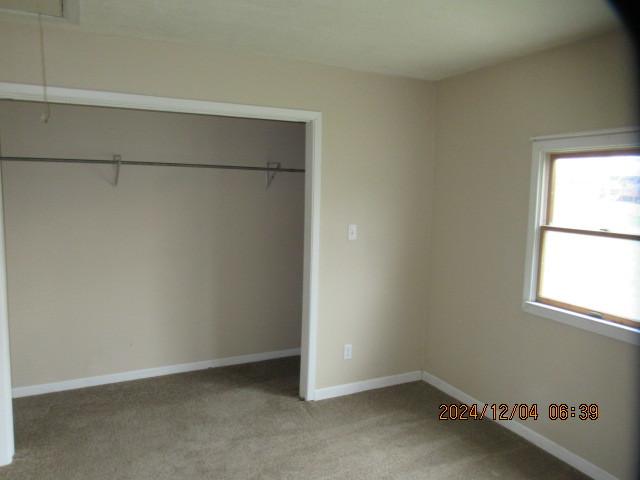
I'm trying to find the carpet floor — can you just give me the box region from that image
[0,357,587,480]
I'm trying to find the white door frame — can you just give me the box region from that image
[0,82,322,465]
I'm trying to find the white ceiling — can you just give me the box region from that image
[1,0,621,80]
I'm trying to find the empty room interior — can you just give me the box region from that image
[0,1,638,479]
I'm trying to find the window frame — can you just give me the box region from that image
[523,127,640,345]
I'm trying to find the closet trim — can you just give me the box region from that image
[0,82,322,466]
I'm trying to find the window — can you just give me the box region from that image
[523,128,640,344]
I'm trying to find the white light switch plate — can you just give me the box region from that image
[348,224,358,240]
[344,344,353,360]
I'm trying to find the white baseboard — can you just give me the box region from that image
[421,370,617,480]
[0,449,12,468]
[12,348,301,398]
[314,370,422,401]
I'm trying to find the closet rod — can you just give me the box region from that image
[0,156,305,173]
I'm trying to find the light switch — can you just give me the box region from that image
[348,224,358,240]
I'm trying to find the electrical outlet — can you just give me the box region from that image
[343,344,353,360]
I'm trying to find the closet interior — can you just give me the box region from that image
[0,100,306,394]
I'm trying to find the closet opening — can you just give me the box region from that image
[0,87,321,461]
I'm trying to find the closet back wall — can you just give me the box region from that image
[0,100,305,388]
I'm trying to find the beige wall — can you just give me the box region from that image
[427,31,639,480]
[3,13,633,479]
[0,20,435,389]
[0,101,305,387]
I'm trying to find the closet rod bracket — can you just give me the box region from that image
[266,161,281,189]
[113,154,122,186]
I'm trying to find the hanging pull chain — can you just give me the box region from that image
[38,13,51,123]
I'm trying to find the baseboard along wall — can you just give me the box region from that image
[11,356,617,480]
[420,371,616,480]
[312,368,616,480]
[12,348,301,398]
[314,371,422,400]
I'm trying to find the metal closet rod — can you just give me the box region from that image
[0,156,305,173]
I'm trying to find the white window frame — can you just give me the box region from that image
[523,127,640,345]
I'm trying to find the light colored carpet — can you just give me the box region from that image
[0,357,586,479]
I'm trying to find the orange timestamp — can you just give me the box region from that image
[439,403,599,421]
[548,403,599,420]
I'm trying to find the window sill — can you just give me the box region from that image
[523,301,640,345]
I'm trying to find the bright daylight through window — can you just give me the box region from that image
[537,149,640,327]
